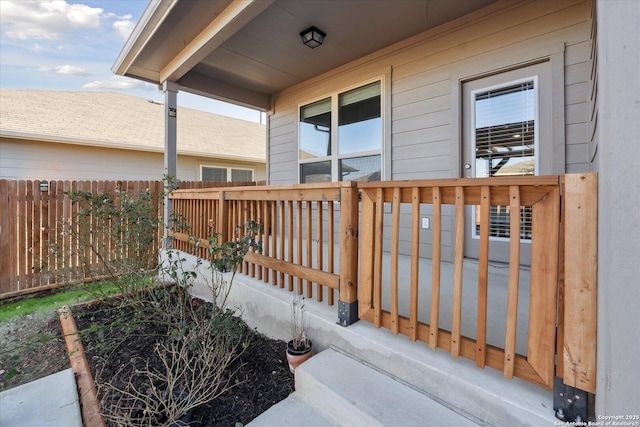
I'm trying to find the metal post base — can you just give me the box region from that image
[554,376,590,423]
[337,300,358,326]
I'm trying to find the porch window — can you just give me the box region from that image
[201,166,254,182]
[472,78,538,240]
[299,81,382,183]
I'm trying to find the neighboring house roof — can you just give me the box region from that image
[0,90,266,163]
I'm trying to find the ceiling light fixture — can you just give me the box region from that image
[300,26,326,49]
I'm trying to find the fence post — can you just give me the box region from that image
[338,182,359,326]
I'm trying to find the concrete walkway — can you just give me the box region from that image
[0,368,82,427]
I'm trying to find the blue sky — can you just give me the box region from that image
[0,0,262,122]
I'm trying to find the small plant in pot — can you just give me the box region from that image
[286,295,313,373]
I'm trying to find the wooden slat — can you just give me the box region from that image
[390,187,400,335]
[358,191,375,317]
[409,187,420,341]
[327,201,335,306]
[373,188,384,328]
[316,201,323,302]
[476,186,490,368]
[26,182,35,287]
[262,200,270,283]
[451,186,465,358]
[429,187,442,350]
[279,200,285,288]
[296,200,303,294]
[270,201,277,285]
[527,186,560,389]
[287,201,294,291]
[256,200,263,281]
[305,201,312,297]
[0,180,10,292]
[17,180,27,289]
[504,186,521,378]
[243,252,339,290]
[562,173,597,393]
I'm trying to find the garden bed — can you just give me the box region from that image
[69,289,294,426]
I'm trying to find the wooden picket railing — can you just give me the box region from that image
[168,173,597,393]
[358,176,560,389]
[169,182,359,308]
[0,179,261,298]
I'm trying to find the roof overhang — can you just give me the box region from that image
[113,0,497,111]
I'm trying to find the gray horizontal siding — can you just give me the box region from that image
[268,0,591,260]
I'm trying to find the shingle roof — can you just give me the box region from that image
[0,90,266,162]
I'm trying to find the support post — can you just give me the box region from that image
[338,183,359,326]
[163,81,178,248]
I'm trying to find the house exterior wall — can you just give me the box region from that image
[594,0,640,416]
[0,138,266,182]
[268,0,591,262]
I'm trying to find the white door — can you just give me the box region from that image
[462,62,552,265]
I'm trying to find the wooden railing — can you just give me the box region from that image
[358,176,561,389]
[169,182,359,313]
[168,174,597,393]
[0,179,260,298]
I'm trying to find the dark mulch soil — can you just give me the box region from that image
[73,293,294,427]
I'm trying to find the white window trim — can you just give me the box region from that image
[199,165,254,182]
[297,75,388,183]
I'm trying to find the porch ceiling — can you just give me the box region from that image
[114,0,496,110]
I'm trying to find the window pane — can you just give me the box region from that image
[338,81,381,155]
[231,169,253,182]
[300,98,331,159]
[300,161,331,183]
[339,155,381,182]
[474,81,535,178]
[202,167,227,181]
[473,80,535,240]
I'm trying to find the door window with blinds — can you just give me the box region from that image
[471,77,538,241]
[299,81,382,183]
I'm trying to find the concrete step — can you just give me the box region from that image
[250,348,481,427]
[248,393,337,426]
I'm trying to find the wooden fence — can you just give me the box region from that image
[167,174,597,393]
[0,179,262,299]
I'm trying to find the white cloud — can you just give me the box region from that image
[56,64,88,76]
[0,0,103,41]
[83,75,153,91]
[38,64,89,76]
[31,43,43,53]
[113,20,135,40]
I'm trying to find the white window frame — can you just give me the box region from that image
[200,165,254,182]
[297,76,386,183]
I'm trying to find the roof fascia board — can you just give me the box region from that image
[161,0,275,83]
[1,130,266,163]
[112,0,179,76]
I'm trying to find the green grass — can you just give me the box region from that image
[0,281,120,322]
